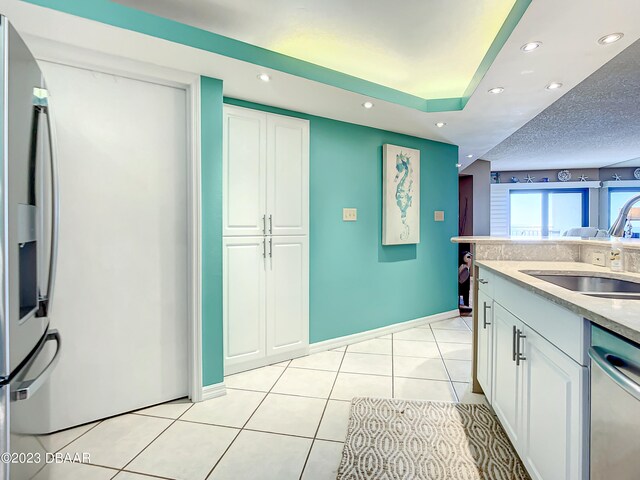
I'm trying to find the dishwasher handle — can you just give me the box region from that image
[589,346,640,401]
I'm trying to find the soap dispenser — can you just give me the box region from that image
[610,239,624,272]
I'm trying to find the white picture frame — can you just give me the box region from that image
[382,144,420,245]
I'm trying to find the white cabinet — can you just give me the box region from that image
[222,237,266,367]
[476,290,493,402]
[224,105,309,237]
[483,286,587,480]
[223,105,309,374]
[223,107,266,237]
[491,303,524,446]
[521,326,586,480]
[267,114,309,236]
[266,236,309,357]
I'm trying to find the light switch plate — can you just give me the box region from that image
[592,251,606,267]
[343,208,357,221]
[434,210,445,222]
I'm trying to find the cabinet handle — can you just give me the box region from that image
[262,239,266,258]
[262,214,266,235]
[512,325,517,362]
[478,279,488,284]
[483,302,491,329]
[516,329,527,366]
[269,214,273,234]
[269,238,272,258]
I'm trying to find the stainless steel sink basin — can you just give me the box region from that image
[523,272,640,300]
[528,274,640,293]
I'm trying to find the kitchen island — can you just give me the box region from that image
[452,236,640,480]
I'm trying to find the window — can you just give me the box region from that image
[510,189,588,237]
[609,188,640,236]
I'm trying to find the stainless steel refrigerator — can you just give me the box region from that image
[0,16,61,480]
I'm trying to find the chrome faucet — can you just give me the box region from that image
[609,193,640,237]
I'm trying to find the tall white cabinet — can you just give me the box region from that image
[223,105,309,374]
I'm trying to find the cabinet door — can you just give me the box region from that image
[521,326,586,480]
[266,114,309,236]
[477,290,493,402]
[491,303,523,447]
[266,236,309,356]
[223,106,267,236]
[223,237,266,369]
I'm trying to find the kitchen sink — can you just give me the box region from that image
[523,272,640,299]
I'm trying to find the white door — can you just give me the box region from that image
[521,326,586,480]
[223,106,267,237]
[266,236,309,357]
[491,303,523,447]
[28,62,189,431]
[223,236,266,369]
[476,290,493,402]
[266,114,309,236]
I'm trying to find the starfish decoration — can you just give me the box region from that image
[524,174,535,183]
[612,173,622,181]
[579,174,589,181]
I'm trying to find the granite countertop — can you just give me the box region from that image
[452,236,640,251]
[476,260,640,344]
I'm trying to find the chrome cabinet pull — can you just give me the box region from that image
[262,239,266,258]
[512,325,517,362]
[262,214,266,234]
[478,279,488,284]
[516,329,527,366]
[483,302,491,329]
[269,214,273,234]
[269,238,272,258]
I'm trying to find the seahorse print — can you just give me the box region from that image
[394,151,413,240]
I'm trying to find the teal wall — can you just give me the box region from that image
[200,77,224,386]
[225,99,459,343]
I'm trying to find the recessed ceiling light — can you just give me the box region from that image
[456,163,462,168]
[362,101,374,109]
[598,33,624,45]
[488,87,504,94]
[435,122,446,128]
[545,82,563,90]
[257,73,271,82]
[466,154,473,158]
[521,41,542,52]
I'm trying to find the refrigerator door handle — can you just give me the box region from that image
[37,102,59,317]
[11,329,61,402]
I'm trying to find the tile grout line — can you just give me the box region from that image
[298,345,348,480]
[116,401,198,477]
[391,333,395,398]
[430,324,460,403]
[203,361,292,479]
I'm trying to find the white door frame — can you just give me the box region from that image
[28,37,206,402]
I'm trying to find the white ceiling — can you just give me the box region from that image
[111,0,517,99]
[1,0,639,170]
[485,39,640,171]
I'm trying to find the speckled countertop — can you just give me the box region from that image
[476,260,640,344]
[452,236,640,251]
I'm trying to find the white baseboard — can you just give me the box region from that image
[200,382,226,401]
[309,309,459,354]
[224,347,309,376]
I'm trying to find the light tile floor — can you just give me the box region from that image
[35,316,484,480]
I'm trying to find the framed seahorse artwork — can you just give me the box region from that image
[382,144,420,245]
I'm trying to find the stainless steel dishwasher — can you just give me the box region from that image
[589,325,640,479]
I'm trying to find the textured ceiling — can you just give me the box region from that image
[485,39,640,170]
[112,0,517,99]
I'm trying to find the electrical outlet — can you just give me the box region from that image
[592,251,606,267]
[434,210,445,222]
[343,208,357,221]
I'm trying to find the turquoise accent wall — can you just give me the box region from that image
[225,99,459,343]
[23,0,531,112]
[200,77,224,386]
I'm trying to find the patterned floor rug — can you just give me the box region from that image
[337,397,530,480]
